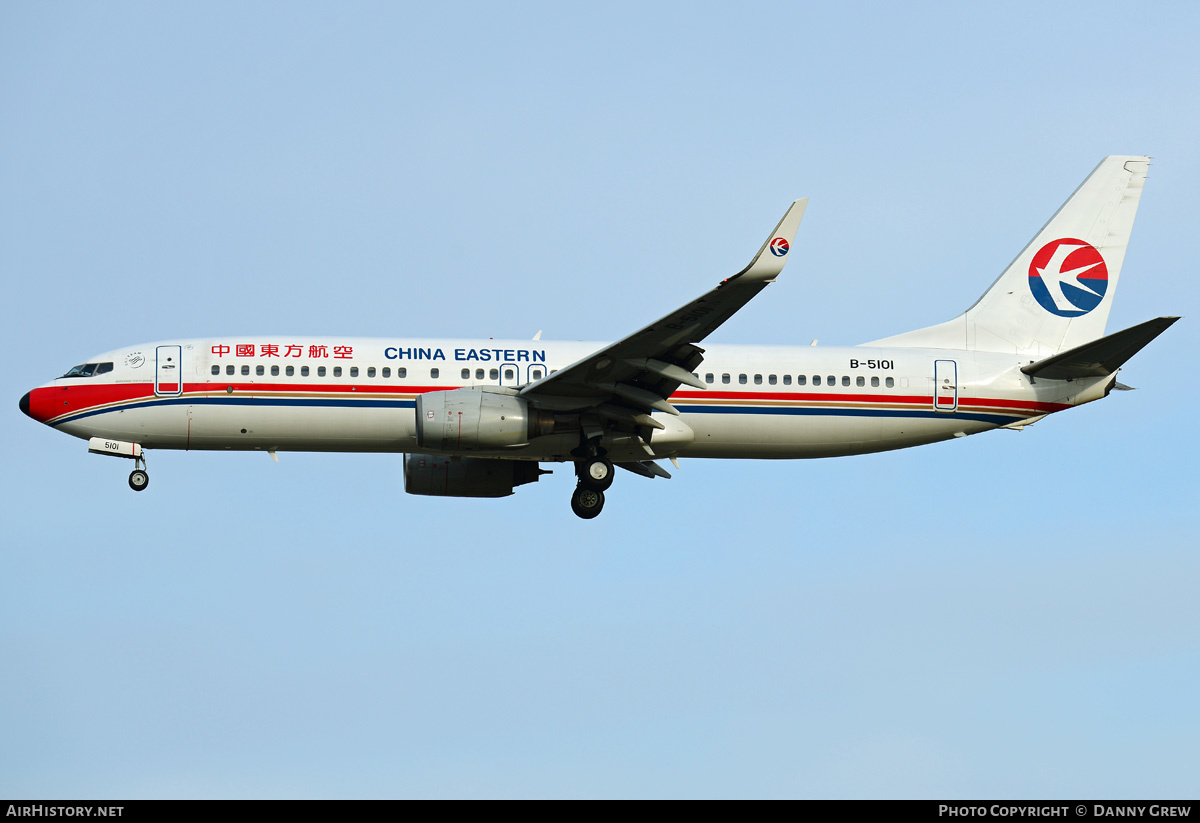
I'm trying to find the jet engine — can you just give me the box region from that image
[415,389,553,451]
[403,453,544,498]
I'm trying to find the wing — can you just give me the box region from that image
[519,199,808,439]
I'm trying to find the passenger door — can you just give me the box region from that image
[933,359,957,412]
[155,345,183,396]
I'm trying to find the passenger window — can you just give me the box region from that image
[431,368,440,379]
[286,365,294,377]
[301,366,310,377]
[841,376,850,387]
[350,367,359,378]
[871,376,879,387]
[461,368,470,379]
[885,377,895,388]
[256,365,265,376]
[768,375,777,385]
[333,366,342,378]
[783,375,792,385]
[753,374,762,385]
[856,376,865,387]
[739,374,747,385]
[226,365,235,376]
[211,365,220,375]
[531,368,543,380]
[367,367,376,378]
[722,374,730,384]
[318,366,327,377]
[813,375,821,386]
[827,375,835,385]
[490,369,499,380]
[242,365,250,376]
[398,368,407,378]
[271,365,280,376]
[476,369,484,380]
[381,367,390,378]
[797,375,806,386]
[504,368,514,380]
[705,373,714,384]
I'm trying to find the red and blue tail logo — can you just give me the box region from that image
[769,237,790,257]
[1028,238,1108,317]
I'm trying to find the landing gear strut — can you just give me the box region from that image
[128,454,149,492]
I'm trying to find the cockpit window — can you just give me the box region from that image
[61,362,112,378]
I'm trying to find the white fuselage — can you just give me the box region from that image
[27,336,1108,463]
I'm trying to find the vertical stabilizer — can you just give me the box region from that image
[867,156,1149,355]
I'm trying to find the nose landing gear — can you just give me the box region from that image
[128,454,149,492]
[86,438,149,492]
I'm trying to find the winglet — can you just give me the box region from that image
[732,198,808,284]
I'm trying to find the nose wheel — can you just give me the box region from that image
[127,454,149,492]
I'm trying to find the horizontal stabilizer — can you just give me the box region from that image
[1021,316,1179,379]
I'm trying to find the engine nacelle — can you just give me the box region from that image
[403,453,543,498]
[415,389,552,452]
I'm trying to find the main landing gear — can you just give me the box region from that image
[570,484,604,519]
[578,457,614,491]
[569,456,613,519]
[128,454,149,492]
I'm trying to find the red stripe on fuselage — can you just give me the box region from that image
[35,379,1072,426]
[183,382,445,396]
[28,382,155,424]
[670,390,1069,413]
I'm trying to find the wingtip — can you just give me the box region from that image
[734,198,809,282]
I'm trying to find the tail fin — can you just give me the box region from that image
[868,156,1150,355]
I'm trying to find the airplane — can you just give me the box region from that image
[19,156,1178,518]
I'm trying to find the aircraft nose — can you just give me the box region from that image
[19,391,31,418]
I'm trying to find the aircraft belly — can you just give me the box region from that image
[183,404,417,452]
[678,411,885,458]
[675,410,995,458]
[875,417,989,450]
[59,405,190,448]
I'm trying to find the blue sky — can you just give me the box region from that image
[2,1,1197,798]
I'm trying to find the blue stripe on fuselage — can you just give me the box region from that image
[676,404,1016,425]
